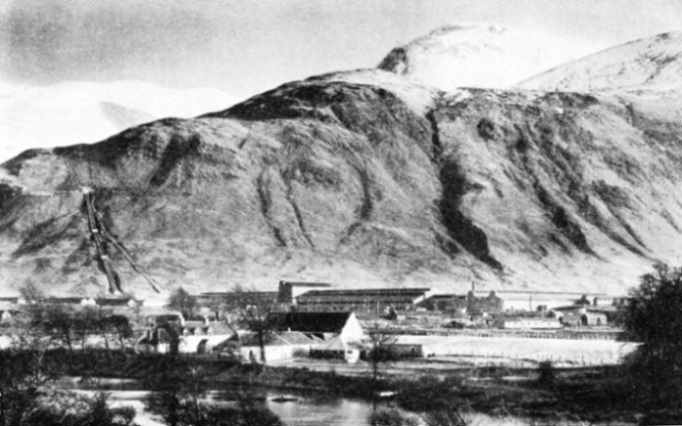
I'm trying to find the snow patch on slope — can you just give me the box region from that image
[517,32,682,91]
[0,80,237,163]
[378,23,600,92]
[307,69,443,114]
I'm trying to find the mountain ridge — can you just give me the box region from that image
[0,80,237,163]
[2,30,682,298]
[2,68,682,297]
[517,31,682,91]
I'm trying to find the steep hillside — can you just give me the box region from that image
[0,80,237,163]
[1,70,681,297]
[377,24,598,91]
[517,32,682,91]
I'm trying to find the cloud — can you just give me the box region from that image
[0,0,216,85]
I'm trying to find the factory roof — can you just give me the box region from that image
[296,288,429,304]
[267,312,355,333]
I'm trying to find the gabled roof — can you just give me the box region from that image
[277,331,318,345]
[551,305,586,312]
[184,321,207,329]
[0,301,18,311]
[96,297,135,306]
[279,281,332,288]
[238,331,289,347]
[210,321,235,335]
[268,312,354,333]
[154,314,183,324]
[318,335,365,351]
[427,294,466,300]
[45,297,86,304]
[235,331,317,347]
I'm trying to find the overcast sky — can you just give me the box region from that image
[1,0,681,99]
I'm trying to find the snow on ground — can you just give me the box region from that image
[0,80,237,163]
[377,23,602,92]
[517,31,682,91]
[398,335,637,367]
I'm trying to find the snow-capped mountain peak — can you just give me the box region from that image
[378,23,601,91]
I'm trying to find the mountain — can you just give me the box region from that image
[1,67,681,298]
[377,24,599,91]
[0,80,237,163]
[517,32,682,91]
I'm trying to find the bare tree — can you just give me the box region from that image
[31,303,76,355]
[227,285,276,364]
[145,358,283,426]
[203,296,225,321]
[19,280,45,304]
[103,314,134,353]
[74,306,103,351]
[1,328,137,426]
[167,287,198,320]
[365,322,399,384]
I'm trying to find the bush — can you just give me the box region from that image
[619,263,682,409]
[537,361,556,388]
[369,409,420,426]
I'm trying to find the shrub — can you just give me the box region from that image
[537,360,556,388]
[369,409,420,426]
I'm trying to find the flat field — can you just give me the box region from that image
[398,335,637,367]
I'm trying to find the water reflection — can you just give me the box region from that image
[266,397,373,426]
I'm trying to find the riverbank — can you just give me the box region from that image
[25,348,655,425]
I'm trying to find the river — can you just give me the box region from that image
[64,377,632,426]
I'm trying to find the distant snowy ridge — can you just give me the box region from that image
[517,32,682,91]
[378,23,600,91]
[0,80,236,163]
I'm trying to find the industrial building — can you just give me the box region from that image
[276,281,332,305]
[292,288,431,313]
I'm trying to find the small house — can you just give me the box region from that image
[0,310,13,324]
[311,335,364,363]
[500,317,562,330]
[551,306,607,327]
[135,326,180,354]
[0,301,18,325]
[228,331,318,363]
[267,311,365,341]
[419,294,467,314]
[467,291,504,315]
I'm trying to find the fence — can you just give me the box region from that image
[385,327,623,341]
